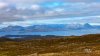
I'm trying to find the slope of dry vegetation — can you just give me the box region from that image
[0,34,100,56]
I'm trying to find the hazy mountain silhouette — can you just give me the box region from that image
[0,23,99,32]
[0,23,100,36]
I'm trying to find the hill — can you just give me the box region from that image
[0,34,100,56]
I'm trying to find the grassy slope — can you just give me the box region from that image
[0,34,100,56]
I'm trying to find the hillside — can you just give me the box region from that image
[0,34,100,56]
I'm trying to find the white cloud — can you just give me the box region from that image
[31,4,40,10]
[53,8,65,14]
[0,2,8,9]
[1,0,40,4]
[0,1,100,24]
[0,15,100,27]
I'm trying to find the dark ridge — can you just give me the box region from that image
[0,35,64,41]
[0,37,14,42]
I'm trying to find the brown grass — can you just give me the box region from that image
[0,34,100,56]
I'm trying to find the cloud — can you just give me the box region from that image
[0,2,8,9]
[1,15,100,27]
[0,0,100,5]
[31,4,41,10]
[0,0,39,4]
[0,0,99,25]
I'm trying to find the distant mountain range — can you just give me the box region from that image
[0,23,100,36]
[0,23,100,32]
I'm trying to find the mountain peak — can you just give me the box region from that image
[84,23,92,28]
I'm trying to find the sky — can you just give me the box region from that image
[0,0,100,27]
